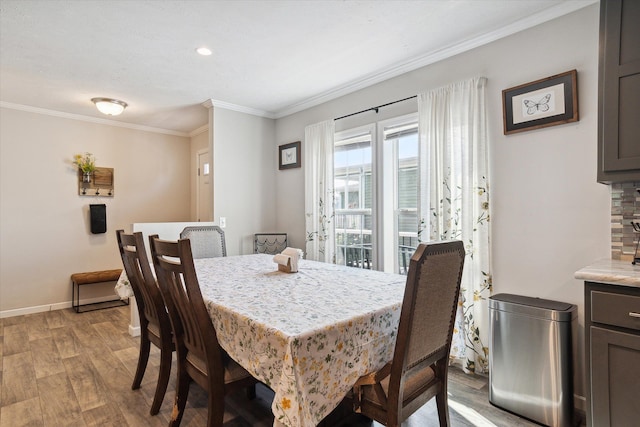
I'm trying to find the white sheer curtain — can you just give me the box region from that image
[304,120,336,263]
[418,77,492,374]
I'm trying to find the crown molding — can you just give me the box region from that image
[0,101,190,137]
[201,98,276,119]
[189,123,209,137]
[2,1,597,129]
[272,0,598,119]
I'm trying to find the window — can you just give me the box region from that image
[334,125,374,269]
[333,115,419,274]
[380,114,419,274]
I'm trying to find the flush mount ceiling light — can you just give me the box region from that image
[91,97,128,116]
[196,46,212,56]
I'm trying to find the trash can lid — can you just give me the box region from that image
[490,293,574,311]
[489,294,577,321]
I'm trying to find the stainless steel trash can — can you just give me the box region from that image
[489,294,577,427]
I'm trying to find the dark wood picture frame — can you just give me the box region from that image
[279,141,301,170]
[502,69,578,135]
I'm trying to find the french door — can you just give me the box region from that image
[334,125,374,269]
[379,114,419,274]
[333,114,418,274]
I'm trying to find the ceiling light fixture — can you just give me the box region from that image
[196,47,212,56]
[91,97,128,116]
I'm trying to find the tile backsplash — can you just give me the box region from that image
[611,182,640,261]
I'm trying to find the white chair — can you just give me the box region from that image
[180,226,226,259]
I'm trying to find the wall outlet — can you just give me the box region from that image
[219,217,226,228]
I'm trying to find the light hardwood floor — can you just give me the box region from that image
[0,304,562,426]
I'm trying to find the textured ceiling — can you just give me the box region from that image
[0,0,596,135]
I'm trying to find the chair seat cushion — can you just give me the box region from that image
[147,321,160,338]
[362,365,436,407]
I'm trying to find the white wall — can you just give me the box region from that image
[212,107,277,255]
[275,4,610,402]
[0,108,191,314]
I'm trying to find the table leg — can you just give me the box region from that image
[128,296,141,337]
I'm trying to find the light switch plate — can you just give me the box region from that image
[219,217,226,228]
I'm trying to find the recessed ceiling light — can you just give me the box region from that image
[196,47,212,56]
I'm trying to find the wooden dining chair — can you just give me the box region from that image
[115,230,175,415]
[148,235,258,427]
[180,226,226,259]
[352,240,465,427]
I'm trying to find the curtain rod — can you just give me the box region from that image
[334,95,417,121]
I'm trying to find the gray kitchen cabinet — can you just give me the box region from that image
[585,282,640,426]
[597,0,640,183]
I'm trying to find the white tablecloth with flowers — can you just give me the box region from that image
[117,254,406,427]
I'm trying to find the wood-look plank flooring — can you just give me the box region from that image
[0,305,572,426]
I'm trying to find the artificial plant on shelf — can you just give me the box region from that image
[73,152,96,182]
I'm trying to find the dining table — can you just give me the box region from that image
[116,253,407,427]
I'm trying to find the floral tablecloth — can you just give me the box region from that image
[118,254,406,427]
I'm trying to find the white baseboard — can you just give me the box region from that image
[0,295,127,318]
[128,324,141,337]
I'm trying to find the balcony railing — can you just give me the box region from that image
[334,211,419,274]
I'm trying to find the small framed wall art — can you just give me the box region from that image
[279,141,301,170]
[502,69,578,135]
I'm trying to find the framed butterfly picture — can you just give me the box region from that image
[279,141,301,170]
[502,69,578,135]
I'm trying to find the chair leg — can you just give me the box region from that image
[206,390,225,427]
[435,360,450,427]
[169,367,190,427]
[149,346,172,415]
[435,383,450,427]
[131,333,151,390]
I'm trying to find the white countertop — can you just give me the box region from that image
[575,258,640,288]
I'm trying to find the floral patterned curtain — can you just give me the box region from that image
[417,77,492,374]
[304,120,336,263]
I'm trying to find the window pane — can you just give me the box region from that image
[383,120,418,275]
[334,131,372,269]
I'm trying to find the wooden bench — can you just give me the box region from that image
[71,269,129,313]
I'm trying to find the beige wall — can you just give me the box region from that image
[275,4,609,405]
[0,108,192,314]
[0,105,279,315]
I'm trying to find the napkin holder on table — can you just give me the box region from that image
[274,255,293,273]
[273,247,303,273]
